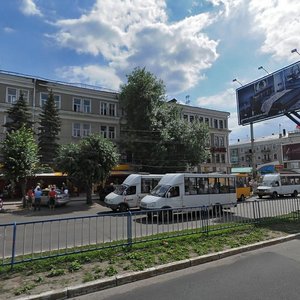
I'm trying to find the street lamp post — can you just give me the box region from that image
[232,78,256,178]
[232,78,243,86]
[291,48,300,56]
[258,66,269,74]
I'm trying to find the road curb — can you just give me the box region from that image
[16,233,300,300]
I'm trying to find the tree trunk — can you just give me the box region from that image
[86,184,93,205]
[20,178,27,208]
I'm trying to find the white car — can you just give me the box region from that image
[40,189,70,206]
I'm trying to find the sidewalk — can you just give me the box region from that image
[2,193,100,206]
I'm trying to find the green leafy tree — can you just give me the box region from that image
[1,126,40,200]
[56,134,119,204]
[119,67,210,173]
[3,93,33,133]
[38,90,61,166]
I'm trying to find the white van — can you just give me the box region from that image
[140,173,236,216]
[104,174,163,212]
[257,173,300,198]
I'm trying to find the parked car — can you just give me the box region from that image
[40,189,70,207]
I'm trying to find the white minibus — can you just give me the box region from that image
[140,173,237,217]
[104,174,163,212]
[257,173,300,199]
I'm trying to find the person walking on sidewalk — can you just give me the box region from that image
[34,187,42,211]
[48,187,57,210]
[26,188,34,210]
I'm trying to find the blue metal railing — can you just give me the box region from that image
[1,198,299,268]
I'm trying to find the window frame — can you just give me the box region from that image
[40,92,61,109]
[72,123,81,137]
[6,87,29,104]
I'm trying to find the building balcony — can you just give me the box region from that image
[210,147,227,153]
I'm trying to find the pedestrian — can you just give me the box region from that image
[34,187,42,211]
[48,186,57,210]
[26,188,34,210]
[0,196,3,212]
[34,183,41,193]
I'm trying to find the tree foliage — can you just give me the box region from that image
[3,93,33,133]
[119,67,210,173]
[38,90,61,166]
[0,126,40,196]
[55,134,119,204]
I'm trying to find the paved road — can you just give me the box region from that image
[1,196,299,258]
[73,239,300,300]
[0,198,111,224]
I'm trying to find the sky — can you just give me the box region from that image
[1,0,300,145]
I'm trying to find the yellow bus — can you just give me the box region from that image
[235,173,251,201]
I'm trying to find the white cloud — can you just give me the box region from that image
[208,0,243,17]
[3,27,15,33]
[248,0,300,60]
[196,86,237,112]
[57,65,121,91]
[49,0,220,94]
[20,0,43,17]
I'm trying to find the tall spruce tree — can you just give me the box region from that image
[3,93,33,133]
[38,90,61,165]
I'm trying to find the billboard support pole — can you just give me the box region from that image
[250,122,256,178]
[285,112,300,126]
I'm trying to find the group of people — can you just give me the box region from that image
[25,184,42,211]
[25,183,68,211]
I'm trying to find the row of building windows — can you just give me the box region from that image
[72,123,116,139]
[239,153,278,162]
[183,113,227,129]
[214,136,225,147]
[6,87,116,117]
[238,144,278,153]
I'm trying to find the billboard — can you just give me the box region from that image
[236,61,300,125]
[282,142,300,161]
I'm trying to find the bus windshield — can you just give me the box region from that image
[258,176,277,187]
[114,184,128,195]
[150,185,170,197]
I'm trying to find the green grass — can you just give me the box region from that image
[0,218,300,297]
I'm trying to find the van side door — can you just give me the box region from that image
[125,185,138,208]
[166,185,182,209]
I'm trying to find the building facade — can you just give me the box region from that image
[229,130,300,173]
[180,104,231,174]
[0,70,231,173]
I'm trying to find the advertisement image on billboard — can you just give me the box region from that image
[282,142,300,161]
[236,61,300,125]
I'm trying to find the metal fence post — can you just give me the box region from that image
[252,201,256,222]
[256,200,261,221]
[205,206,209,236]
[127,211,132,248]
[11,222,17,269]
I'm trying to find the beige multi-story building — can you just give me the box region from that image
[0,70,231,173]
[229,130,300,172]
[179,103,231,174]
[0,71,120,144]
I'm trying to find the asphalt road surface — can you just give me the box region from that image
[72,239,300,300]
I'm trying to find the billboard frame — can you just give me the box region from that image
[236,60,300,126]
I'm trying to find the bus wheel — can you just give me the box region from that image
[118,203,128,212]
[292,190,298,197]
[272,192,278,199]
[240,194,245,202]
